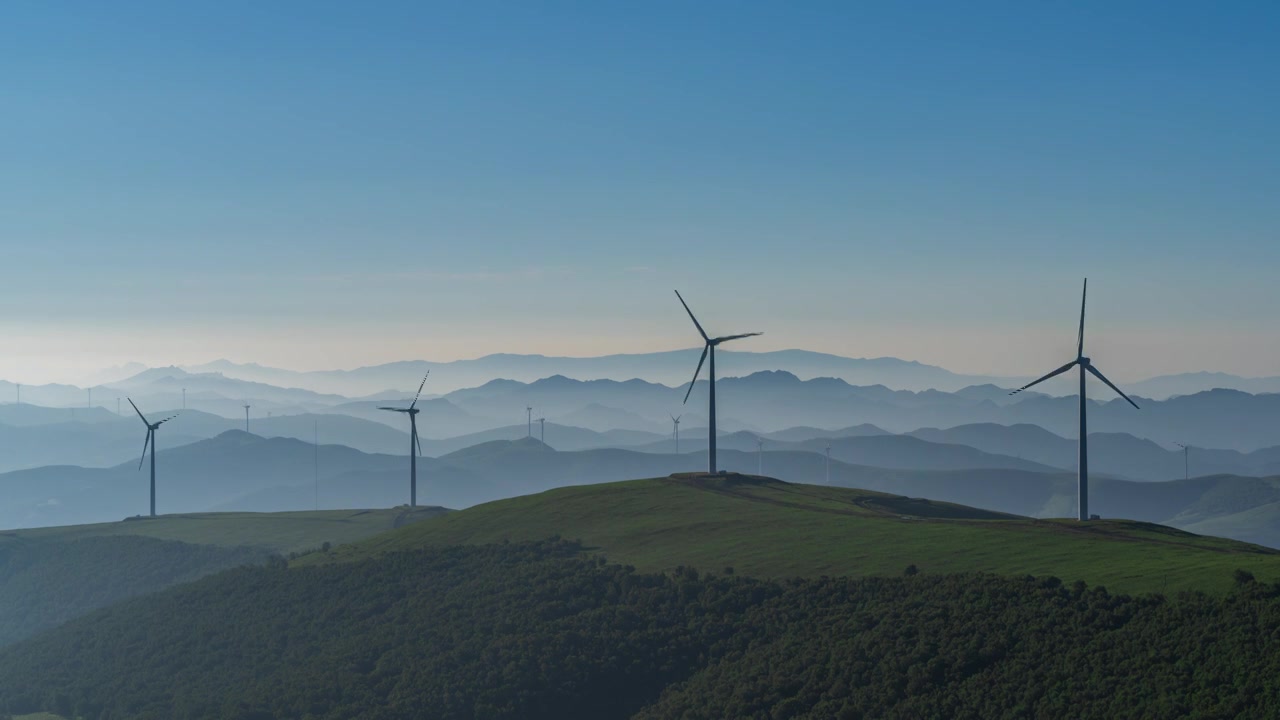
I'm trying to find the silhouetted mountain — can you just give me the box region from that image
[908,423,1280,481]
[184,349,1013,395]
[328,397,492,436]
[0,403,118,426]
[108,366,351,417]
[422,373,1280,451]
[762,424,891,442]
[553,403,664,432]
[1127,372,1280,400]
[634,431,1058,473]
[0,381,101,409]
[0,409,418,473]
[0,432,410,529]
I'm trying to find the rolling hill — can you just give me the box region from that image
[0,507,445,648]
[313,474,1280,596]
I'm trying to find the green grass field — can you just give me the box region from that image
[0,506,446,555]
[312,474,1280,595]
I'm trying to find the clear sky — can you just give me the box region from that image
[2,1,1277,385]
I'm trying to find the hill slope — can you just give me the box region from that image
[6,539,1280,720]
[0,507,445,648]
[314,474,1280,595]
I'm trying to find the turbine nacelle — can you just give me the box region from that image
[675,290,762,405]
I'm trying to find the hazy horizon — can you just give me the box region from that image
[5,2,1279,383]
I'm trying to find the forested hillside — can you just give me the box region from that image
[0,536,266,647]
[3,539,1280,719]
[0,508,444,647]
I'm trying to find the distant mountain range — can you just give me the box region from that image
[7,372,1280,476]
[6,429,1280,550]
[182,350,1014,396]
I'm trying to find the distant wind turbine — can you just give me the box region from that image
[128,398,178,517]
[314,419,320,511]
[1010,279,1139,521]
[526,406,533,438]
[670,414,682,454]
[538,417,545,444]
[756,437,764,475]
[675,290,762,474]
[1175,442,1190,481]
[379,372,430,507]
[243,403,251,433]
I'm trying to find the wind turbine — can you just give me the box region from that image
[1010,279,1139,521]
[675,290,762,474]
[379,372,430,507]
[538,417,546,444]
[1175,442,1189,481]
[526,406,533,438]
[128,398,178,517]
[756,437,764,475]
[243,403,251,433]
[670,414,681,454]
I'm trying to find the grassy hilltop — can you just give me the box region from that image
[1,506,445,556]
[312,474,1280,595]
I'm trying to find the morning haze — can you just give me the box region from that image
[2,2,1279,718]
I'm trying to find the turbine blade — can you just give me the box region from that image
[713,332,763,343]
[127,398,149,426]
[1009,360,1078,395]
[1077,278,1087,358]
[378,407,411,412]
[683,345,710,404]
[674,290,710,342]
[1086,364,1140,409]
[414,425,422,456]
[138,430,151,470]
[155,413,180,426]
[409,371,430,410]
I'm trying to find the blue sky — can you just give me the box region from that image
[2,1,1277,384]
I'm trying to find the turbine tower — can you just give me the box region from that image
[1010,279,1139,521]
[128,399,178,517]
[538,417,546,444]
[756,437,764,475]
[1175,442,1189,481]
[243,403,251,433]
[675,290,762,474]
[670,414,682,454]
[379,372,430,507]
[526,406,533,438]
